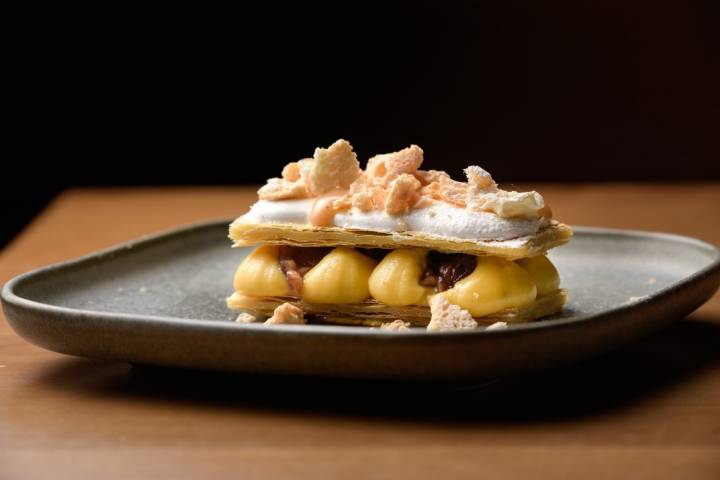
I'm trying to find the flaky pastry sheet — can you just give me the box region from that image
[229,219,572,259]
[227,289,567,327]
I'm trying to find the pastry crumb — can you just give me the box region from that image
[366,155,388,178]
[379,319,411,331]
[253,140,550,219]
[414,169,450,186]
[464,165,544,219]
[465,165,497,192]
[467,189,544,219]
[281,162,301,182]
[265,302,306,325]
[427,296,478,331]
[335,174,388,212]
[384,144,424,176]
[485,321,507,331]
[366,144,424,181]
[308,139,361,195]
[235,312,257,323]
[385,173,421,214]
[438,177,468,208]
[258,177,310,201]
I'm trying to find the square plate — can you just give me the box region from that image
[2,221,719,380]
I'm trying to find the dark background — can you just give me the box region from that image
[7,2,720,248]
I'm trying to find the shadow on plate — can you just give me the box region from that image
[29,315,720,425]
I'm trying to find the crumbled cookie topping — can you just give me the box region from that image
[257,139,547,220]
[307,139,361,195]
[465,166,544,219]
[379,319,411,331]
[379,144,424,177]
[265,302,306,325]
[257,177,310,201]
[235,312,257,323]
[437,177,468,207]
[465,165,497,192]
[385,173,422,214]
[426,296,478,331]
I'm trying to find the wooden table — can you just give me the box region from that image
[1,185,719,479]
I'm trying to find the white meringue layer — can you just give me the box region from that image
[242,199,544,241]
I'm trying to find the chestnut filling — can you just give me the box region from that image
[279,246,331,296]
[420,252,476,292]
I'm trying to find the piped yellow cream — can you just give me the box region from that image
[302,248,377,304]
[233,245,290,297]
[232,246,560,316]
[369,249,433,306]
[440,257,537,317]
[516,255,560,296]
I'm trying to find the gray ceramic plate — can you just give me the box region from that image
[2,221,719,380]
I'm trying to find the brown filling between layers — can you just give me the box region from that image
[420,252,476,292]
[278,246,331,295]
[278,247,476,297]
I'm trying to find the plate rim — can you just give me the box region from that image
[2,220,719,339]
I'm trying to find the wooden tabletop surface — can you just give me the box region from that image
[1,184,719,479]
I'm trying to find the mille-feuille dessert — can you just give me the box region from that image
[227,139,572,331]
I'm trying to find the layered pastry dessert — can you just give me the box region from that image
[227,139,572,331]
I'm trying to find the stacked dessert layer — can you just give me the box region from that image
[227,139,571,331]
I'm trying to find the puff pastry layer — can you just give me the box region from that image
[227,289,567,327]
[230,219,572,260]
